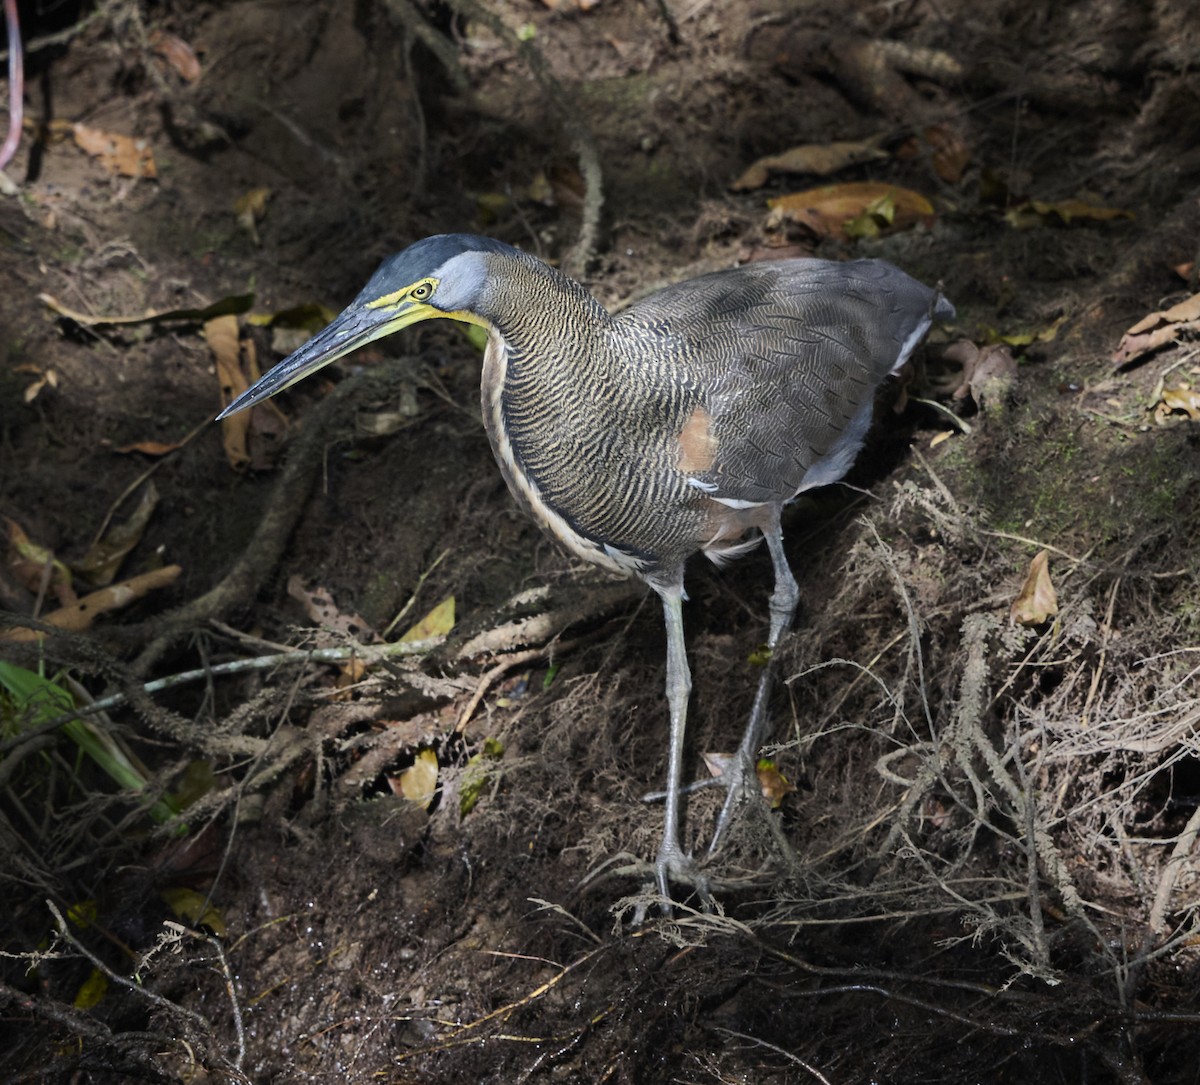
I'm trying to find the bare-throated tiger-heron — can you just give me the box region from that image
[218,234,954,906]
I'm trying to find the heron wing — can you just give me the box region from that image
[622,258,950,505]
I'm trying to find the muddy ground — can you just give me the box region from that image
[2,1,1200,1082]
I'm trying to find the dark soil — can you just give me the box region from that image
[3,1,1200,1082]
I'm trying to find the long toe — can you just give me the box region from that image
[655,840,713,914]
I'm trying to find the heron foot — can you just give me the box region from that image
[653,838,713,917]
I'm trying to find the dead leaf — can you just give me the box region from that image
[1155,385,1200,425]
[936,340,1019,409]
[398,596,455,643]
[39,292,253,327]
[75,483,160,588]
[2,566,182,642]
[1005,197,1133,230]
[731,137,888,191]
[768,182,935,240]
[1011,550,1058,627]
[755,759,796,809]
[843,188,898,239]
[150,31,202,83]
[924,124,970,184]
[701,752,795,807]
[71,123,157,179]
[390,748,439,809]
[5,518,75,604]
[208,315,250,471]
[161,887,226,936]
[17,364,59,403]
[245,302,337,333]
[702,751,734,780]
[1112,293,1200,367]
[983,315,1068,348]
[234,187,271,245]
[114,439,185,456]
[286,575,379,641]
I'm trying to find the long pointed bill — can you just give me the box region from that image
[216,299,438,419]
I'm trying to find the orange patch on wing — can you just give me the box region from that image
[677,406,717,473]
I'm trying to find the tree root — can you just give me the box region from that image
[127,367,412,676]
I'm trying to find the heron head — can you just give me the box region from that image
[217,234,516,418]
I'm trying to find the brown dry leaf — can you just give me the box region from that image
[398,596,456,643]
[390,748,439,810]
[1155,385,1200,425]
[234,187,271,245]
[701,753,794,807]
[5,518,75,604]
[71,124,156,179]
[1112,293,1200,366]
[286,575,379,641]
[768,182,935,240]
[74,483,160,588]
[150,31,202,83]
[2,565,182,642]
[702,751,734,780]
[939,340,1019,408]
[1005,197,1133,230]
[39,292,253,327]
[114,439,185,456]
[924,125,970,184]
[208,315,250,471]
[1011,550,1058,627]
[16,363,59,402]
[731,137,888,191]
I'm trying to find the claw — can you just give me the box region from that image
[655,839,713,915]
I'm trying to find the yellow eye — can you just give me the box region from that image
[411,281,433,301]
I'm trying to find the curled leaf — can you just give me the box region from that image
[39,292,253,327]
[731,137,888,191]
[150,31,202,83]
[1011,550,1058,627]
[924,124,970,184]
[76,483,160,587]
[1155,385,1200,425]
[1112,293,1200,367]
[5,517,75,602]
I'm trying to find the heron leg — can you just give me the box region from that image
[708,523,799,854]
[654,584,710,910]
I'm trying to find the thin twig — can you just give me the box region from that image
[47,901,211,1031]
[0,637,439,754]
[714,1028,833,1084]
